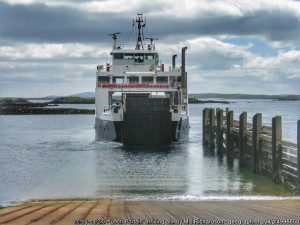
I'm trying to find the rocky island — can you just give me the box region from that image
[0,97,94,115]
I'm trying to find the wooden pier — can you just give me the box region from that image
[203,108,300,191]
[1,200,300,224]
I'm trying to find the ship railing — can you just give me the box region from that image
[115,44,155,50]
[99,66,181,74]
[101,83,170,88]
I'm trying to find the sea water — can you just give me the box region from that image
[0,100,299,207]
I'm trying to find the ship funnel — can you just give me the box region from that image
[181,47,187,89]
[181,47,187,73]
[172,54,177,69]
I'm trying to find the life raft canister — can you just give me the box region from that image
[149,64,154,71]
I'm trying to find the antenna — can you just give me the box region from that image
[134,14,146,50]
[108,32,121,49]
[145,37,158,50]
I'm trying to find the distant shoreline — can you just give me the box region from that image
[0,107,94,115]
[2,92,300,100]
[0,97,95,115]
[1,94,299,115]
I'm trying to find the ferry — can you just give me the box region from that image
[95,14,189,145]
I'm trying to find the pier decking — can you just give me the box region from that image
[1,200,300,225]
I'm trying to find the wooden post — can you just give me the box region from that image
[272,116,282,183]
[297,120,300,189]
[217,109,223,151]
[239,112,247,166]
[225,107,229,114]
[252,113,262,173]
[226,110,233,151]
[202,108,209,146]
[209,108,215,148]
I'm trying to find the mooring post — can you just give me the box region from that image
[226,108,229,115]
[226,110,233,151]
[252,113,262,173]
[272,116,282,183]
[239,112,247,166]
[217,109,223,151]
[209,108,215,148]
[297,120,300,189]
[202,108,209,146]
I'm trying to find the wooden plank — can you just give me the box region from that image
[297,120,300,189]
[261,134,272,142]
[282,145,297,156]
[282,152,297,164]
[282,140,297,149]
[1,200,300,224]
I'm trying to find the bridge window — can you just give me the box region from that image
[113,76,124,84]
[145,53,154,60]
[156,76,168,83]
[98,76,110,84]
[142,76,153,83]
[128,76,139,83]
[114,53,123,59]
[134,53,144,63]
[124,53,134,60]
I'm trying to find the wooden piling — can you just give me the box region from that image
[202,108,299,190]
[209,108,215,148]
[202,108,209,146]
[252,113,262,173]
[238,112,247,166]
[226,110,233,151]
[297,120,300,190]
[272,116,282,183]
[217,109,223,151]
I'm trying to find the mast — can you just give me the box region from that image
[135,13,146,50]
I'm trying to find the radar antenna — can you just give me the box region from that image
[108,32,120,49]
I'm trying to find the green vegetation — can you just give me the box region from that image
[50,96,95,104]
[0,98,31,105]
[189,93,300,100]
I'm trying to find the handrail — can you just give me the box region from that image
[101,83,169,88]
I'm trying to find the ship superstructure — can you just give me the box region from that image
[95,14,189,145]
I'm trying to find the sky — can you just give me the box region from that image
[0,0,300,97]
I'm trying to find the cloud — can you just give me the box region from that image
[0,0,299,96]
[0,43,108,59]
[1,0,300,45]
[173,37,300,94]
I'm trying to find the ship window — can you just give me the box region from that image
[145,53,154,60]
[114,53,123,59]
[128,76,139,83]
[113,76,124,84]
[134,53,144,63]
[98,76,110,83]
[156,76,168,83]
[124,53,134,60]
[142,76,153,83]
